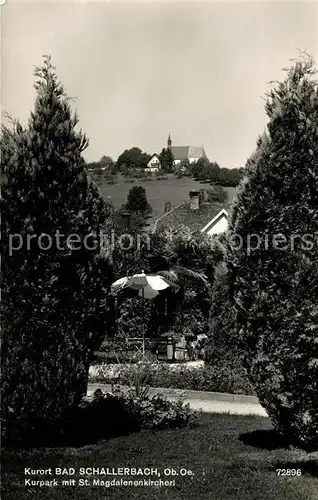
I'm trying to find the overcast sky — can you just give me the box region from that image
[2,1,318,168]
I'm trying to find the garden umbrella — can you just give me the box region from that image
[111,271,171,357]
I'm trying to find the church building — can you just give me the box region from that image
[167,134,208,166]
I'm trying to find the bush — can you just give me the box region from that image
[206,261,241,367]
[123,392,196,430]
[89,362,255,395]
[67,387,195,444]
[7,386,196,448]
[205,186,228,203]
[1,56,114,446]
[228,56,318,450]
[125,185,152,213]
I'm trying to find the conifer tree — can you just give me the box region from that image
[125,185,151,213]
[1,56,114,444]
[159,147,174,172]
[227,55,318,449]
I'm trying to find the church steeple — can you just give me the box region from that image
[167,133,172,149]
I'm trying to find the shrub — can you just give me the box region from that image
[8,386,196,447]
[227,56,318,450]
[123,392,196,430]
[206,261,241,367]
[67,387,196,444]
[205,186,229,203]
[125,185,152,213]
[1,56,114,446]
[89,362,255,395]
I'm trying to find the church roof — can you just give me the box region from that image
[170,145,207,161]
[189,146,207,159]
[170,146,190,160]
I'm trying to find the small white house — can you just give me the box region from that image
[146,154,161,172]
[201,209,229,236]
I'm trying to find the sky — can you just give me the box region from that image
[2,1,318,168]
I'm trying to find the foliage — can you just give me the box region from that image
[172,298,209,338]
[227,55,318,450]
[1,55,114,445]
[65,387,196,444]
[125,185,152,213]
[115,297,153,339]
[190,160,244,186]
[93,338,159,364]
[87,156,116,175]
[89,362,255,395]
[128,364,151,399]
[86,160,102,172]
[100,155,116,173]
[190,157,211,180]
[148,228,222,335]
[107,224,223,340]
[159,147,174,172]
[205,259,239,367]
[157,226,224,285]
[205,186,229,203]
[117,147,151,170]
[123,392,197,430]
[178,159,190,173]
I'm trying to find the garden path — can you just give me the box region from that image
[87,383,268,417]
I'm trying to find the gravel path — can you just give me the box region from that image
[87,383,268,417]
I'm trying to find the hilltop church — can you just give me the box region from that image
[167,134,208,166]
[146,134,208,171]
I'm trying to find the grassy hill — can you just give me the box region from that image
[93,173,237,222]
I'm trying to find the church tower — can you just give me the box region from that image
[167,133,172,149]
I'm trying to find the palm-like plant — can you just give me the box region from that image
[153,224,223,298]
[156,267,210,297]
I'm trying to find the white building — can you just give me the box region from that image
[167,134,208,167]
[146,153,161,172]
[201,209,229,236]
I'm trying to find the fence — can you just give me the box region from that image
[94,337,191,363]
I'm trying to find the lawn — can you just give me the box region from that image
[94,173,237,221]
[2,413,317,500]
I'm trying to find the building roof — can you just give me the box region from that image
[170,146,190,161]
[201,209,229,234]
[170,145,207,161]
[188,146,207,159]
[155,203,230,233]
[148,153,160,162]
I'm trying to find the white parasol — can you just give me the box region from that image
[111,271,171,356]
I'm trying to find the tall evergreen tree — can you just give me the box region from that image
[125,185,151,213]
[1,56,114,444]
[227,55,318,449]
[159,147,174,172]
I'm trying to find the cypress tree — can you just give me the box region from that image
[228,55,318,449]
[1,56,114,444]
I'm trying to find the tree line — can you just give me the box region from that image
[86,148,245,187]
